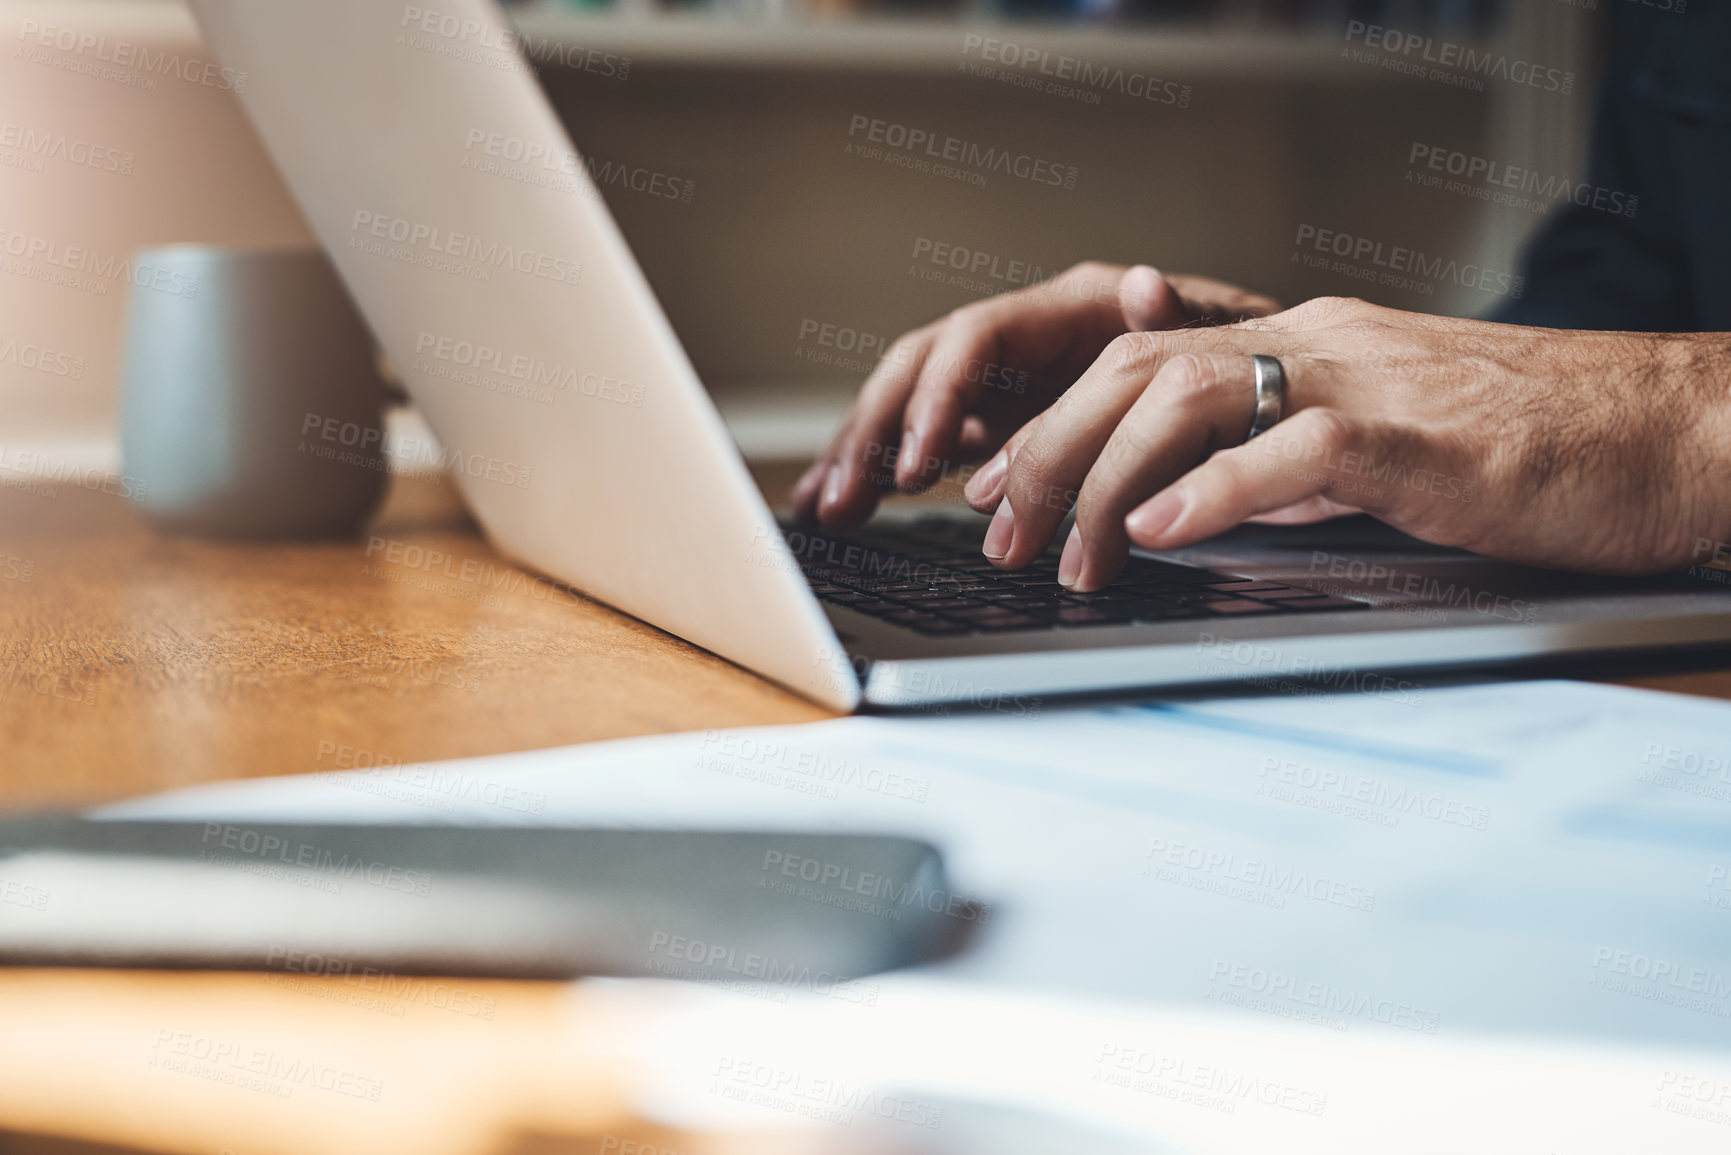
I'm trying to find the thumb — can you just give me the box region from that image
[1118,264,1186,332]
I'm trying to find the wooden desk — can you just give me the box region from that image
[0,468,831,812]
[2,464,1728,1155]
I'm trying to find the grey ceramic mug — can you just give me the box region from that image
[119,245,389,538]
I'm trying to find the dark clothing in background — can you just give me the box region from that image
[1497,0,1731,332]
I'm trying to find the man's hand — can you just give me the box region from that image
[790,262,1279,525]
[959,296,1731,589]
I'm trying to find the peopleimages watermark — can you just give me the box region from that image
[345,210,582,287]
[0,877,49,912]
[316,739,549,815]
[0,660,96,709]
[0,229,200,298]
[1251,425,1479,505]
[791,317,1031,397]
[149,1029,382,1102]
[710,1057,944,1130]
[362,534,579,611]
[1342,20,1574,95]
[0,444,149,502]
[1193,633,1427,708]
[1293,223,1523,299]
[263,945,498,1019]
[1653,1068,1731,1131]
[907,235,1058,299]
[0,336,85,379]
[698,730,930,803]
[1094,1043,1327,1117]
[411,330,642,409]
[1588,946,1731,1018]
[1307,552,1535,624]
[1705,864,1731,915]
[0,120,134,176]
[398,6,630,81]
[758,847,990,925]
[1638,740,1731,805]
[751,524,969,588]
[845,114,1079,190]
[1207,960,1441,1034]
[1258,756,1490,831]
[853,437,1004,493]
[1405,142,1636,219]
[1689,537,1731,588]
[196,822,434,897]
[793,316,894,376]
[298,411,534,488]
[644,930,880,1008]
[959,35,1191,110]
[15,17,248,93]
[461,128,693,206]
[599,1139,691,1155]
[1144,836,1377,913]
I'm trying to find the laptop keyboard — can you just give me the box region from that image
[789,519,1367,637]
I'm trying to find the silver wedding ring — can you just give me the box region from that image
[1247,354,1286,440]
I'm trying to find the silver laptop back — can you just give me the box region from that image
[188,0,858,710]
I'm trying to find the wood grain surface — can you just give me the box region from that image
[0,468,832,812]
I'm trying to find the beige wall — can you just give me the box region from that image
[0,2,310,443]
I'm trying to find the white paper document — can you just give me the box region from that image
[103,679,1731,1152]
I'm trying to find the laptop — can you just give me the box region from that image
[187,0,1731,712]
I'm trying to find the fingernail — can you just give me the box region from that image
[820,466,845,514]
[793,460,824,497]
[896,429,925,488]
[1057,526,1083,589]
[965,451,1007,503]
[1126,489,1185,541]
[981,499,1015,560]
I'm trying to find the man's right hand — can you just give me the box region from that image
[790,262,1280,526]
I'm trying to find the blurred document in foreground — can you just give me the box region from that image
[102,680,1731,1152]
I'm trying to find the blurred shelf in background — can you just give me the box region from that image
[508,0,1507,75]
[510,14,1419,78]
[508,0,1504,36]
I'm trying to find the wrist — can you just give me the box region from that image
[1665,332,1731,564]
